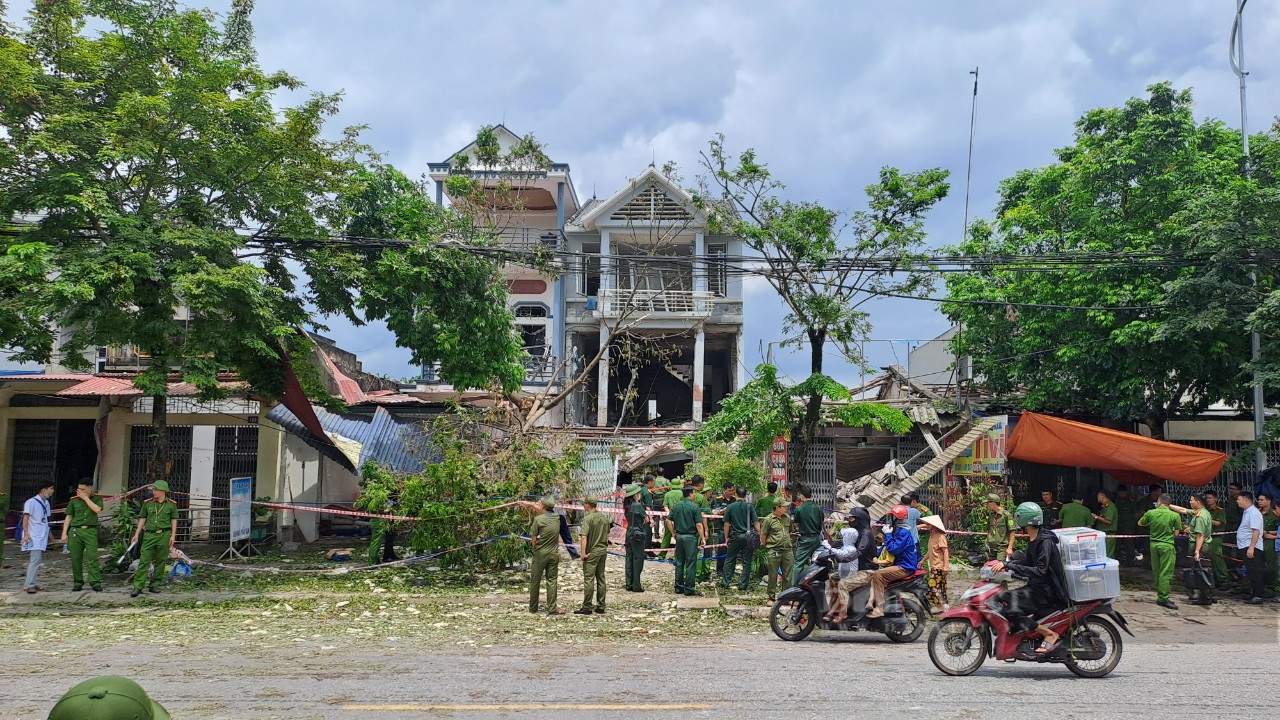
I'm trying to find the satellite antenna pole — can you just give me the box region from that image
[1231,0,1266,473]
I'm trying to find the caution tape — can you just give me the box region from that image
[186,534,526,574]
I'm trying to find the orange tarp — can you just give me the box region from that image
[1006,412,1228,488]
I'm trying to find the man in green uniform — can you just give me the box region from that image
[1091,490,1119,558]
[658,481,686,560]
[760,498,794,601]
[1223,483,1244,585]
[528,497,563,614]
[792,486,824,586]
[985,494,1015,561]
[639,474,657,544]
[131,481,179,597]
[720,490,759,591]
[752,482,779,582]
[1203,490,1230,587]
[623,484,649,592]
[1058,493,1093,528]
[1169,494,1216,606]
[666,486,705,596]
[1258,493,1278,597]
[48,675,172,720]
[1138,495,1182,609]
[690,476,713,582]
[60,478,104,591]
[1039,490,1064,528]
[709,483,735,576]
[574,496,611,615]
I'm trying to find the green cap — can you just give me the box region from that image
[151,480,170,493]
[541,497,556,510]
[773,498,787,508]
[986,493,1001,503]
[623,484,641,497]
[48,676,171,720]
[582,495,599,506]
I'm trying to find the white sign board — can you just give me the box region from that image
[229,477,253,543]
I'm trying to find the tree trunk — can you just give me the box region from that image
[790,332,827,488]
[146,395,169,485]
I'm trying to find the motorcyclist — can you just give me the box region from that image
[989,502,1069,654]
[864,505,919,619]
[821,507,874,621]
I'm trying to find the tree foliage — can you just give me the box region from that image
[355,406,583,570]
[943,83,1279,436]
[685,363,912,460]
[686,442,765,497]
[338,165,527,392]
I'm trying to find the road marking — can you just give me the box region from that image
[343,703,714,712]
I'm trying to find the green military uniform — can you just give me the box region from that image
[1040,500,1063,528]
[133,496,179,592]
[720,499,758,590]
[1263,511,1279,596]
[1059,501,1093,528]
[751,493,777,585]
[761,507,794,599]
[1224,501,1243,572]
[1189,507,1214,557]
[693,491,712,581]
[66,494,103,590]
[668,498,703,595]
[579,507,611,612]
[754,493,777,519]
[528,507,562,612]
[658,486,684,559]
[1206,506,1229,585]
[986,507,1015,560]
[1139,506,1181,603]
[624,491,650,591]
[709,492,732,575]
[1094,501,1119,558]
[792,500,824,586]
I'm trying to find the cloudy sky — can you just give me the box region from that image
[7,1,1280,387]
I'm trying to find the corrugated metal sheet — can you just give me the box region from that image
[267,404,434,475]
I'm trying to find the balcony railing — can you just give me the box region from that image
[497,226,559,252]
[419,355,559,386]
[595,289,714,319]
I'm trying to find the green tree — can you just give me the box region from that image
[685,363,912,464]
[943,84,1277,437]
[338,165,527,392]
[696,136,946,476]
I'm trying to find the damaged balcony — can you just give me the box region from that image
[594,288,715,319]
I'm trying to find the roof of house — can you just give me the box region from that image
[566,165,703,231]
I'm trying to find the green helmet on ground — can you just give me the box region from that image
[1014,501,1044,529]
[48,676,171,720]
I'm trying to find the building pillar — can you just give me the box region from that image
[435,181,443,206]
[600,229,612,295]
[597,322,610,427]
[189,425,216,540]
[693,231,706,293]
[693,328,706,423]
[552,181,567,372]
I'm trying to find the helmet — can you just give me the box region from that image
[888,504,909,521]
[1014,502,1043,529]
[48,676,171,720]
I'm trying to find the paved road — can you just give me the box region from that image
[2,606,1276,720]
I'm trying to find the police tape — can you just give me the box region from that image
[941,529,1240,539]
[185,533,526,574]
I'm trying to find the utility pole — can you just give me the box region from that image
[1230,0,1266,473]
[962,67,979,245]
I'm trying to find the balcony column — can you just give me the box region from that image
[693,328,706,423]
[596,321,610,427]
[600,229,612,295]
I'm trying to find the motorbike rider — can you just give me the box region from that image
[821,507,875,622]
[864,505,919,619]
[989,502,1069,654]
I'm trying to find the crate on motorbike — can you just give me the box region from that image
[1053,527,1108,566]
[1062,558,1121,601]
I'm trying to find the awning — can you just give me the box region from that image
[1007,412,1228,487]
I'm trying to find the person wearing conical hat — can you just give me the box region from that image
[920,514,951,613]
[48,676,171,720]
[622,484,649,592]
[131,481,179,597]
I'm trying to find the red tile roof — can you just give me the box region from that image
[55,376,243,397]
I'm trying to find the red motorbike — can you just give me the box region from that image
[927,562,1133,678]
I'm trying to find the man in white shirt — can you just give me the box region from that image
[1236,491,1266,605]
[22,481,55,594]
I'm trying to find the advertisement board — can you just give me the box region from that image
[952,415,1009,476]
[229,476,253,543]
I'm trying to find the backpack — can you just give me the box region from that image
[745,529,761,553]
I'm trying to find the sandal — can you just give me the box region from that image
[1034,638,1060,655]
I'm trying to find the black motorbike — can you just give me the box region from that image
[769,548,929,642]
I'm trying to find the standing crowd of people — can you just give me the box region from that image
[981,483,1280,610]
